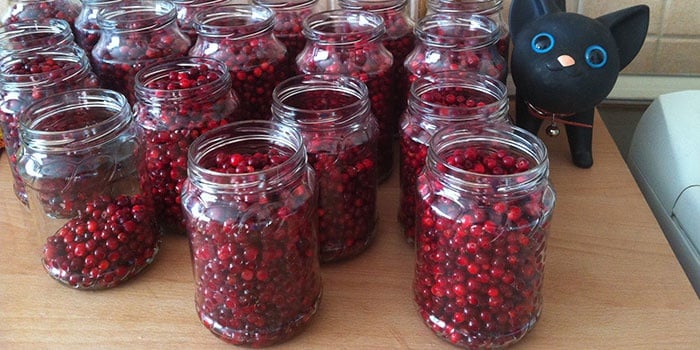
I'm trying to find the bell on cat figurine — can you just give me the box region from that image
[509,0,649,168]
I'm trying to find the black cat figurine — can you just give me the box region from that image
[510,0,649,168]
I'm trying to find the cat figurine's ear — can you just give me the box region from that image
[509,0,566,37]
[597,5,650,69]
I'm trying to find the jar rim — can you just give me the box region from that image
[414,13,500,49]
[338,0,409,12]
[251,0,318,10]
[303,9,386,45]
[97,0,177,32]
[193,4,274,39]
[0,46,91,90]
[427,0,503,14]
[0,18,73,46]
[134,56,232,101]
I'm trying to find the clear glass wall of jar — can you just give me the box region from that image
[0,0,82,28]
[0,18,76,58]
[298,9,395,181]
[414,123,555,348]
[91,0,191,104]
[272,74,379,263]
[252,0,321,63]
[399,71,509,243]
[426,0,510,63]
[338,0,414,134]
[17,88,162,289]
[170,0,237,44]
[190,4,292,121]
[74,0,121,62]
[134,56,241,235]
[0,46,100,206]
[181,120,322,347]
[404,13,506,85]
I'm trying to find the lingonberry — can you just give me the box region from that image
[0,47,100,206]
[190,5,293,121]
[414,124,555,348]
[91,0,191,104]
[272,74,379,263]
[253,0,320,63]
[0,18,77,58]
[134,57,240,235]
[0,0,82,28]
[399,71,508,242]
[299,9,395,181]
[404,13,507,88]
[182,121,321,346]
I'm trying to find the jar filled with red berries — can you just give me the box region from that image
[74,0,121,62]
[414,123,555,348]
[252,0,321,63]
[17,88,162,289]
[91,0,191,103]
[399,71,509,243]
[1,0,82,28]
[181,120,321,346]
[298,9,395,181]
[426,0,510,63]
[405,13,506,85]
[134,57,241,235]
[0,46,100,206]
[272,74,379,263]
[0,18,77,58]
[338,0,415,133]
[170,0,236,44]
[190,4,292,121]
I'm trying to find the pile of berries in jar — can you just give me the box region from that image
[134,57,240,235]
[414,123,555,348]
[399,71,509,242]
[181,121,322,346]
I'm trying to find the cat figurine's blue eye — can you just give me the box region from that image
[531,32,555,53]
[585,45,608,68]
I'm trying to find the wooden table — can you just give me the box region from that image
[1,114,699,349]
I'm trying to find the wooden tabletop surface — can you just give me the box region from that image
[1,113,699,349]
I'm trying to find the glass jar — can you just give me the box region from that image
[0,0,82,28]
[182,120,321,346]
[414,123,555,348]
[399,71,508,243]
[190,4,292,121]
[272,74,378,263]
[74,0,121,62]
[405,13,506,85]
[298,9,395,181]
[0,18,76,58]
[338,0,415,131]
[17,88,161,289]
[426,0,510,62]
[134,56,241,235]
[171,0,236,44]
[252,0,320,63]
[92,0,191,104]
[0,46,100,206]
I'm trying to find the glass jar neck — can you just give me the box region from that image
[19,88,132,153]
[427,0,503,15]
[97,0,178,34]
[338,0,408,13]
[193,5,275,40]
[425,124,549,196]
[0,18,74,54]
[303,9,386,46]
[0,46,93,91]
[187,120,308,193]
[252,0,318,11]
[415,13,499,49]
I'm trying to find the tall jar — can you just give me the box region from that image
[0,0,82,28]
[74,0,121,62]
[134,56,241,235]
[171,0,236,44]
[0,18,76,58]
[181,120,321,346]
[91,0,191,104]
[426,0,510,62]
[404,13,506,85]
[0,46,100,206]
[298,9,395,181]
[17,88,162,289]
[338,0,415,131]
[414,123,555,348]
[399,71,509,243]
[272,74,379,263]
[190,5,292,121]
[252,0,320,63]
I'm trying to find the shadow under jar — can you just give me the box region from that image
[17,88,162,290]
[0,46,100,206]
[298,9,395,182]
[134,56,241,235]
[272,74,379,263]
[399,71,509,243]
[0,18,77,58]
[414,123,555,348]
[189,4,292,121]
[181,120,322,347]
[91,0,191,104]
